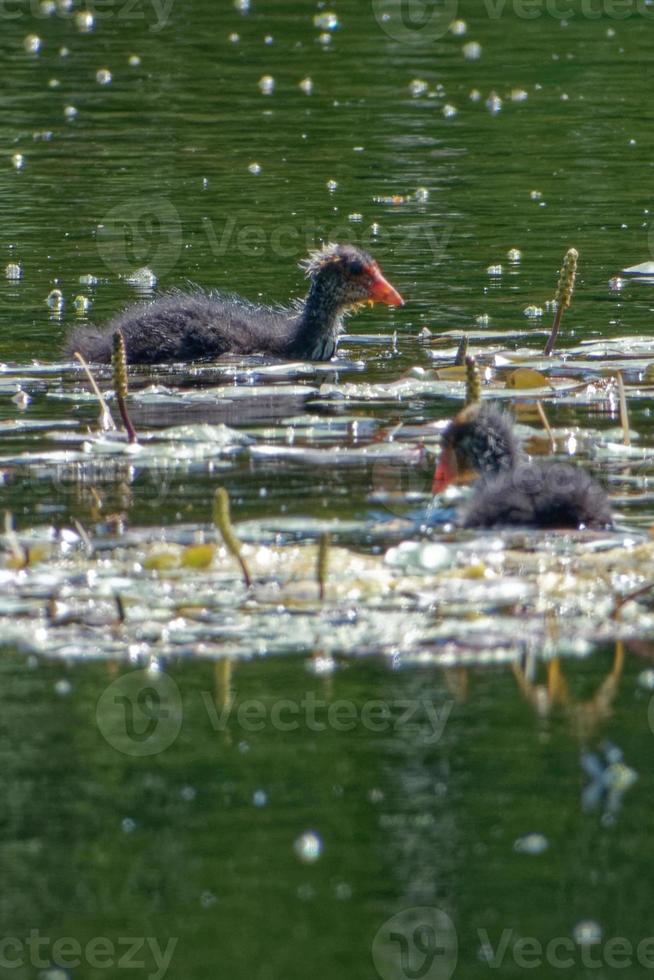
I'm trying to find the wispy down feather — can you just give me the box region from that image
[300,242,373,278]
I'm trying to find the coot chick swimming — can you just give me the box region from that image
[432,403,613,530]
[64,243,404,365]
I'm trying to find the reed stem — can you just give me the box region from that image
[544,247,578,357]
[464,355,481,406]
[112,331,137,443]
[214,488,252,589]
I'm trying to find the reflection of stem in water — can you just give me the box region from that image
[215,658,233,710]
[512,642,624,741]
[536,400,556,453]
[213,659,234,744]
[441,667,468,703]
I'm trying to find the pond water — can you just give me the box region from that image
[2,1,654,978]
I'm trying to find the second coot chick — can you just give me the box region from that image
[432,403,613,530]
[64,243,404,365]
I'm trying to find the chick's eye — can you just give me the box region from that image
[348,260,364,277]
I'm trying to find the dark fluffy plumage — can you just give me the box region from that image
[64,291,322,364]
[435,404,613,530]
[461,459,613,529]
[441,405,519,478]
[63,243,403,365]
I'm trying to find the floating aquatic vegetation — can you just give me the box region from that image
[2,510,654,662]
[0,307,652,665]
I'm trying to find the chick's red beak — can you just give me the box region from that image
[366,265,404,307]
[432,448,457,494]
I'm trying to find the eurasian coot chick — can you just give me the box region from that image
[64,243,404,364]
[432,403,613,530]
